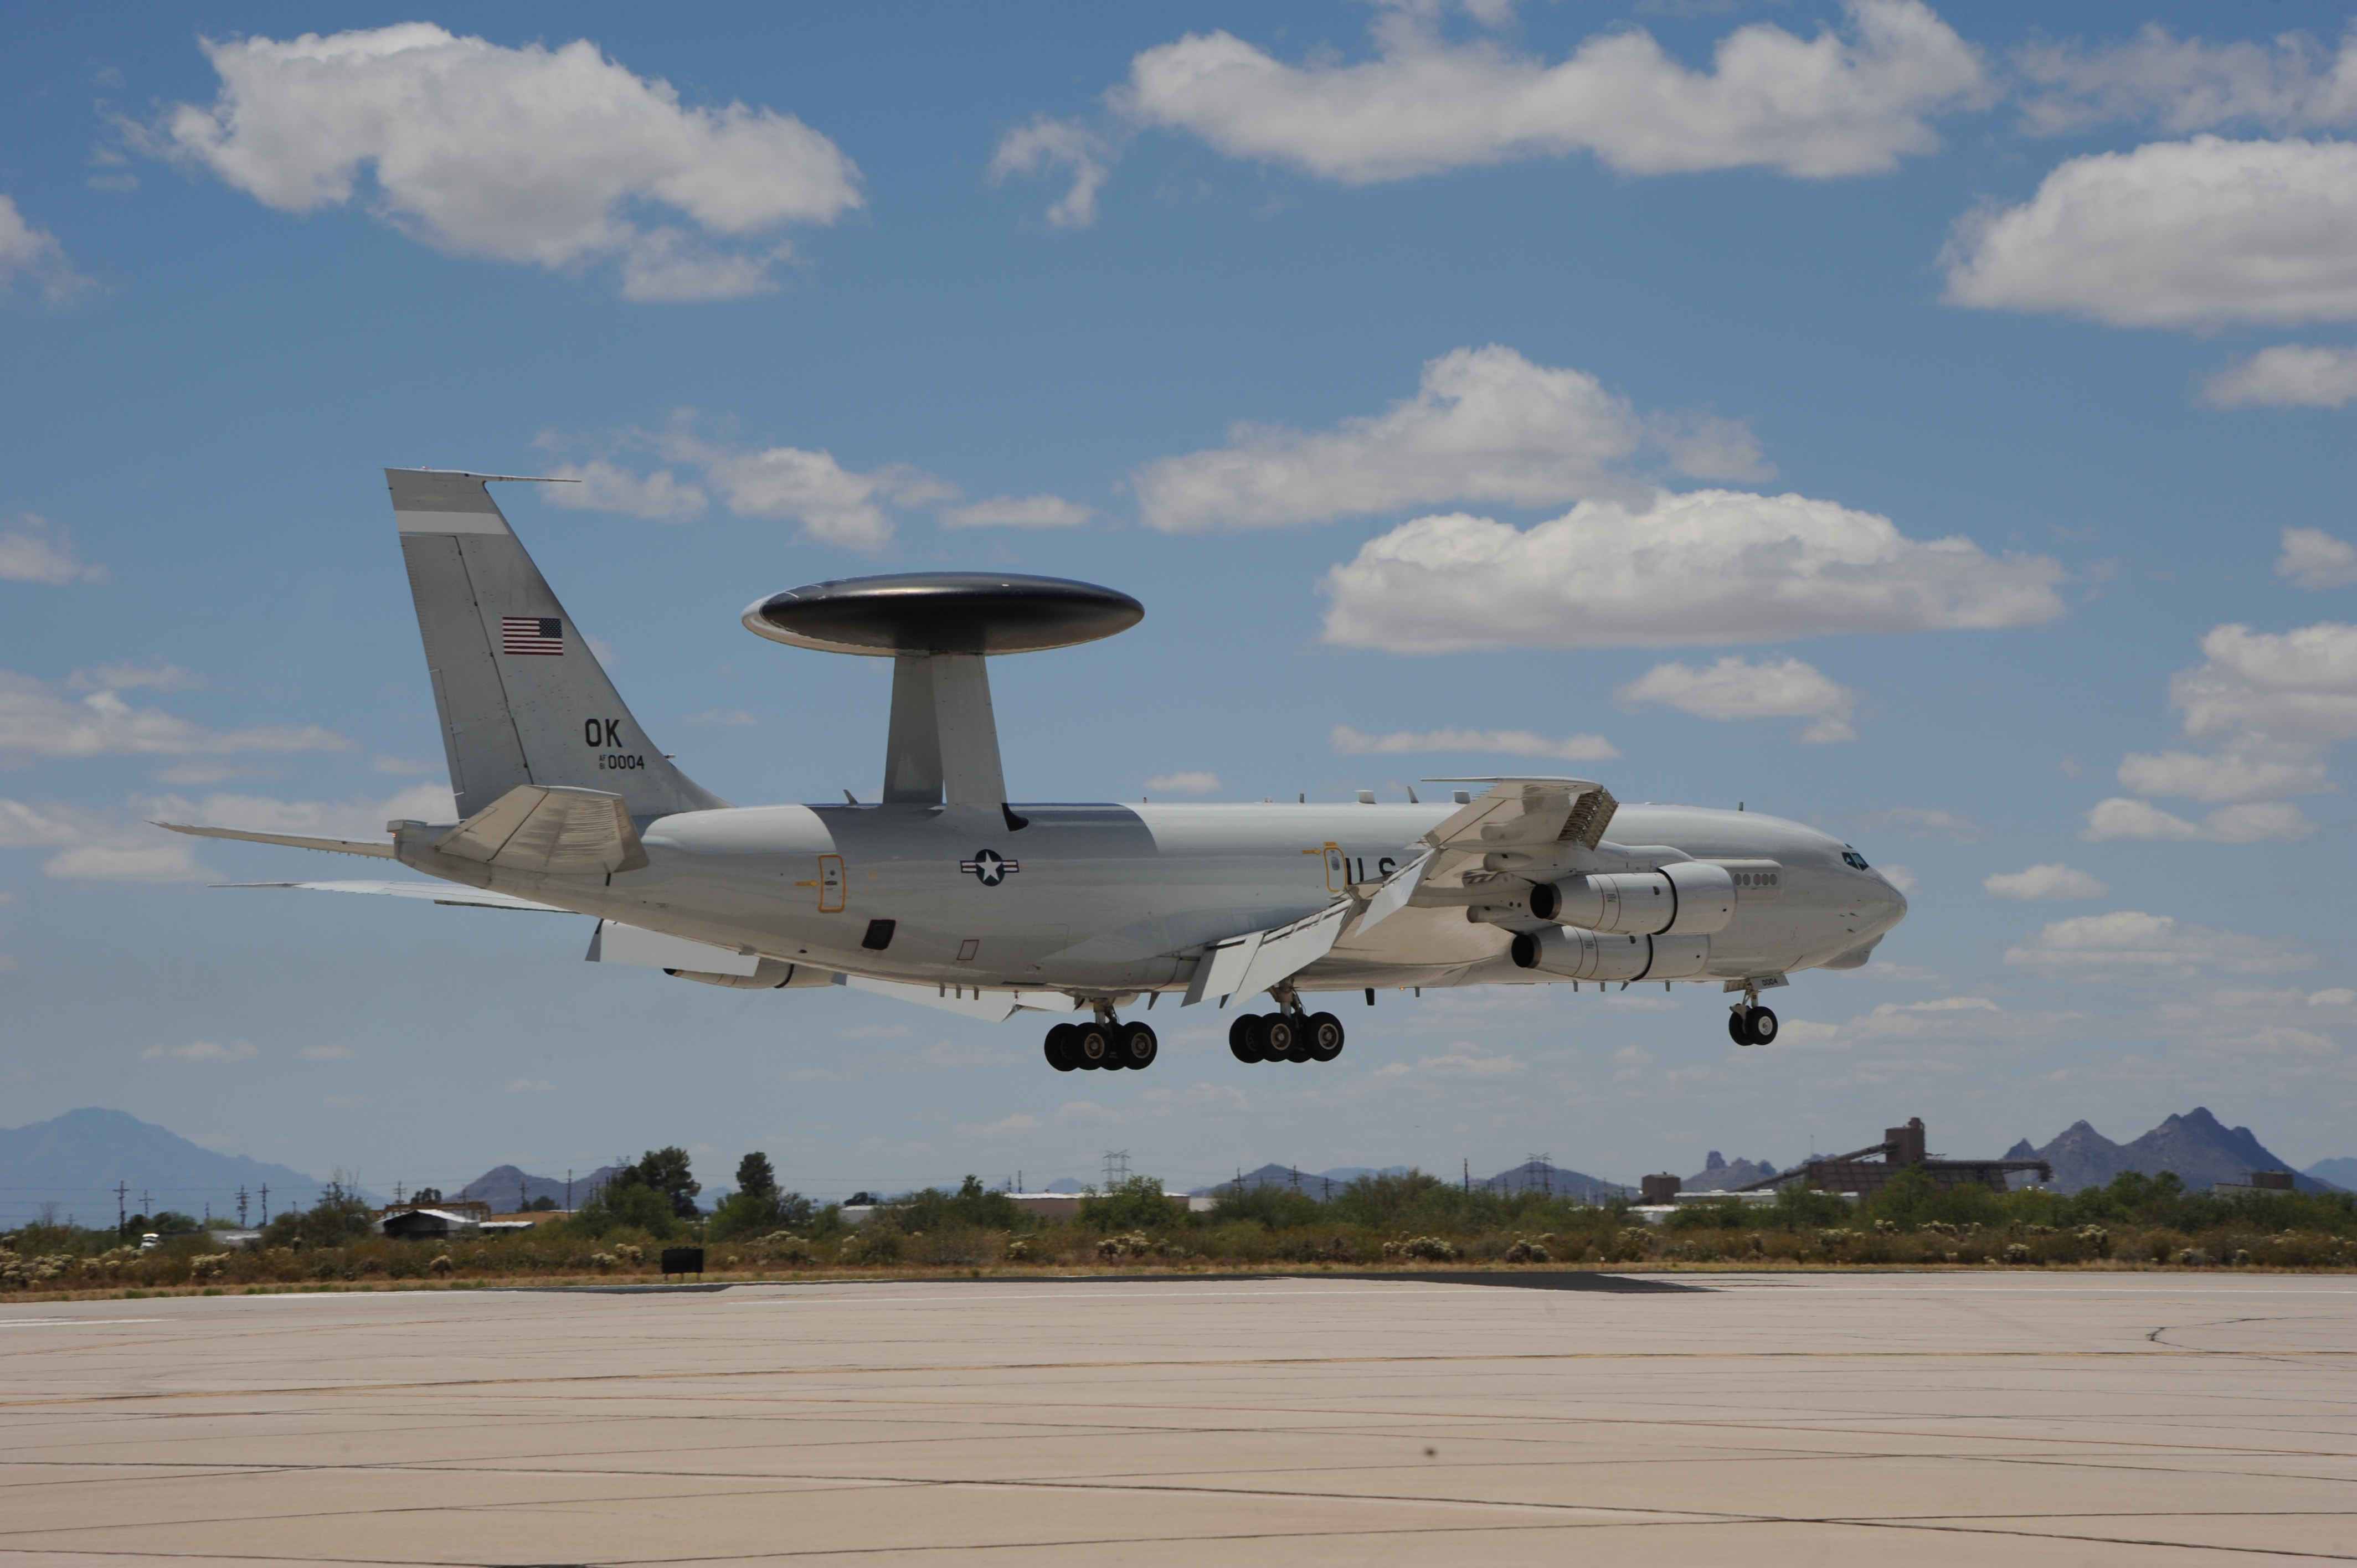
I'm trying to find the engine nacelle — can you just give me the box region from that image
[1537,860,1736,936]
[1510,926,1711,982]
[666,958,835,990]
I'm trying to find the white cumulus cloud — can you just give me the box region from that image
[2005,910,2314,977]
[0,195,96,308]
[1983,863,2109,900]
[1115,0,1988,184]
[1330,724,1619,762]
[1319,488,2064,653]
[2204,344,2357,409]
[156,24,861,300]
[1143,771,1222,795]
[541,460,707,522]
[940,494,1094,529]
[141,1039,261,1064]
[2277,527,2357,588]
[0,670,351,767]
[2115,749,2330,803]
[2173,621,2357,747]
[2015,24,2357,137]
[988,116,1114,229]
[658,434,955,553]
[2081,796,2316,844]
[0,782,454,883]
[0,515,106,585]
[1944,136,2357,329]
[1135,345,1765,532]
[1614,656,1860,742]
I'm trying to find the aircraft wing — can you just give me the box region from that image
[845,976,1086,1022]
[436,785,650,875]
[1181,899,1354,1007]
[218,879,567,913]
[1417,776,1618,875]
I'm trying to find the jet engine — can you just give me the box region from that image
[1533,860,1736,936]
[1509,926,1711,982]
[666,958,835,990]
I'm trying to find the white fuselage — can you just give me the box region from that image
[391,799,1907,1002]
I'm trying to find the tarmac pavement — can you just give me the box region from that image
[0,1270,2351,1564]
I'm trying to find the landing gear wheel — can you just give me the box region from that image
[1305,1012,1345,1061]
[1117,1022,1159,1069]
[1073,1020,1111,1070]
[1046,1023,1078,1071]
[1263,1013,1299,1061]
[1728,1010,1749,1047]
[1229,1014,1266,1063]
[1748,1006,1778,1045]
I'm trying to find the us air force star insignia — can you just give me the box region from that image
[960,849,1020,886]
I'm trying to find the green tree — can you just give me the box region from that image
[736,1152,779,1203]
[261,1179,376,1249]
[1080,1175,1179,1232]
[612,1147,701,1219]
[574,1180,676,1239]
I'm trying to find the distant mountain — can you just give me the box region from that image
[2026,1108,2333,1194]
[1476,1158,1626,1199]
[0,1108,341,1229]
[1683,1152,1780,1192]
[2306,1158,2357,1192]
[1186,1164,1434,1198]
[457,1164,621,1211]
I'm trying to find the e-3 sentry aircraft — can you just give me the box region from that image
[163,471,1908,1074]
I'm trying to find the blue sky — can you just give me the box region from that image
[4,1,2356,1211]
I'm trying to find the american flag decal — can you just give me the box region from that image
[501,616,563,656]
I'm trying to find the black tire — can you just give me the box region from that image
[1749,1006,1778,1045]
[1119,1022,1159,1069]
[1074,1021,1111,1069]
[1046,1024,1077,1071]
[1728,1010,1749,1047]
[1306,1011,1345,1061]
[1229,1014,1265,1062]
[1263,1013,1298,1061]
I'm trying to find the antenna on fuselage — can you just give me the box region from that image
[741,572,1143,829]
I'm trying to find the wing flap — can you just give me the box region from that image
[1182,900,1353,1006]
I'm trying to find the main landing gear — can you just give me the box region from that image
[1228,1008,1345,1065]
[1044,1009,1157,1072]
[1728,1001,1779,1047]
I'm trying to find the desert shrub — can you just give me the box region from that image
[428,1255,454,1275]
[1078,1177,1178,1234]
[1210,1183,1325,1231]
[838,1225,901,1265]
[1381,1235,1459,1262]
[1096,1232,1155,1260]
[1501,1237,1552,1263]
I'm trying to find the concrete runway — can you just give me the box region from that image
[1,1271,2351,1565]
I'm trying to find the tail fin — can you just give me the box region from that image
[388,470,728,820]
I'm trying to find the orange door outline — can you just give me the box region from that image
[1323,842,1347,893]
[817,855,845,912]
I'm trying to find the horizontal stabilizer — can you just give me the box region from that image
[218,879,563,912]
[155,822,396,859]
[435,785,649,875]
[587,919,759,976]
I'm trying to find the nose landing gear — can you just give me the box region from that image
[1728,995,1779,1046]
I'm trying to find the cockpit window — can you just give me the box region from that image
[1841,849,1871,870]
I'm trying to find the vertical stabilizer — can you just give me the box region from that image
[389,470,727,821]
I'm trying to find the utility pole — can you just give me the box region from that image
[259,1184,269,1225]
[237,1187,249,1227]
[1289,1165,1301,1194]
[115,1182,127,1240]
[1462,1158,1469,1194]
[567,1170,573,1211]
[1101,1150,1130,1187]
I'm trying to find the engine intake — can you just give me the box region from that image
[1537,860,1735,936]
[1510,926,1711,982]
